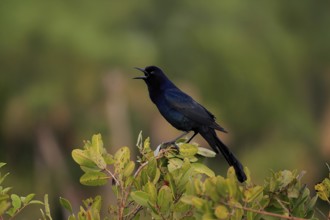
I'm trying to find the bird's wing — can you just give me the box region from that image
[164,89,227,132]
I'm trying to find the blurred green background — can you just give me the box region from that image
[1,0,329,218]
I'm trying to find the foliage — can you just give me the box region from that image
[0,163,52,219]
[65,133,321,220]
[315,165,330,205]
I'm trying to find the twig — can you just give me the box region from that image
[133,147,174,178]
[105,167,119,185]
[223,201,309,220]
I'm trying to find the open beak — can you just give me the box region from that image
[133,67,147,79]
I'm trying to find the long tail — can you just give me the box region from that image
[198,127,247,182]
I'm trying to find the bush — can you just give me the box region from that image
[63,133,321,220]
[0,163,52,219]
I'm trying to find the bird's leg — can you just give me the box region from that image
[186,131,198,143]
[161,131,190,150]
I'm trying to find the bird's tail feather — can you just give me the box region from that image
[199,127,247,182]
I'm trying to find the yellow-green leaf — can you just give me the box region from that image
[197,147,216,157]
[179,143,198,157]
[191,163,215,177]
[0,201,10,216]
[72,149,99,170]
[168,158,183,172]
[80,172,108,186]
[131,191,149,207]
[123,161,135,177]
[191,197,205,209]
[89,148,107,170]
[22,193,35,205]
[214,205,229,219]
[157,185,173,212]
[244,185,264,203]
[59,197,73,214]
[114,147,131,174]
[315,181,330,202]
[11,194,21,210]
[143,181,157,205]
[91,134,104,154]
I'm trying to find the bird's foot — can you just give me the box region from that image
[154,141,179,156]
[161,141,180,152]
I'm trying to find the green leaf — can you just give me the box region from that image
[178,143,198,157]
[157,185,173,212]
[202,213,216,220]
[279,170,294,188]
[0,201,10,216]
[204,177,219,202]
[180,195,195,205]
[130,191,149,207]
[314,182,330,202]
[1,187,12,195]
[244,185,263,203]
[11,194,21,210]
[44,194,53,220]
[89,148,107,170]
[22,193,35,205]
[68,215,77,220]
[181,196,206,209]
[216,176,228,197]
[103,153,115,165]
[214,205,229,219]
[80,165,103,173]
[190,197,205,209]
[7,194,22,217]
[229,201,243,220]
[226,178,238,199]
[177,164,194,194]
[147,158,157,180]
[168,158,183,172]
[91,134,104,154]
[0,194,10,202]
[123,161,135,177]
[136,131,143,150]
[143,181,157,205]
[0,163,6,168]
[152,168,161,184]
[28,200,44,205]
[191,163,215,177]
[91,195,102,213]
[165,173,177,197]
[72,149,100,171]
[315,180,330,202]
[60,197,73,214]
[80,172,108,186]
[0,172,10,185]
[197,147,216,157]
[114,147,131,174]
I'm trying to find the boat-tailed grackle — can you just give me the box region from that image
[134,65,247,182]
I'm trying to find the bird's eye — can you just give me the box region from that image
[149,71,155,75]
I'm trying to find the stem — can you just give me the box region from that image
[124,205,143,218]
[223,202,309,220]
[133,148,174,179]
[105,168,119,185]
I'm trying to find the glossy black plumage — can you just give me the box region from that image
[134,65,246,182]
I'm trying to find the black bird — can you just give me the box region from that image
[134,65,247,182]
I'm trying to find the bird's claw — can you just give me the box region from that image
[162,141,180,151]
[153,141,180,156]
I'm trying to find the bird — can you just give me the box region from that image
[134,65,247,182]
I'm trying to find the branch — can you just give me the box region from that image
[223,202,309,220]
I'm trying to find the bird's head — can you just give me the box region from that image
[134,65,170,89]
